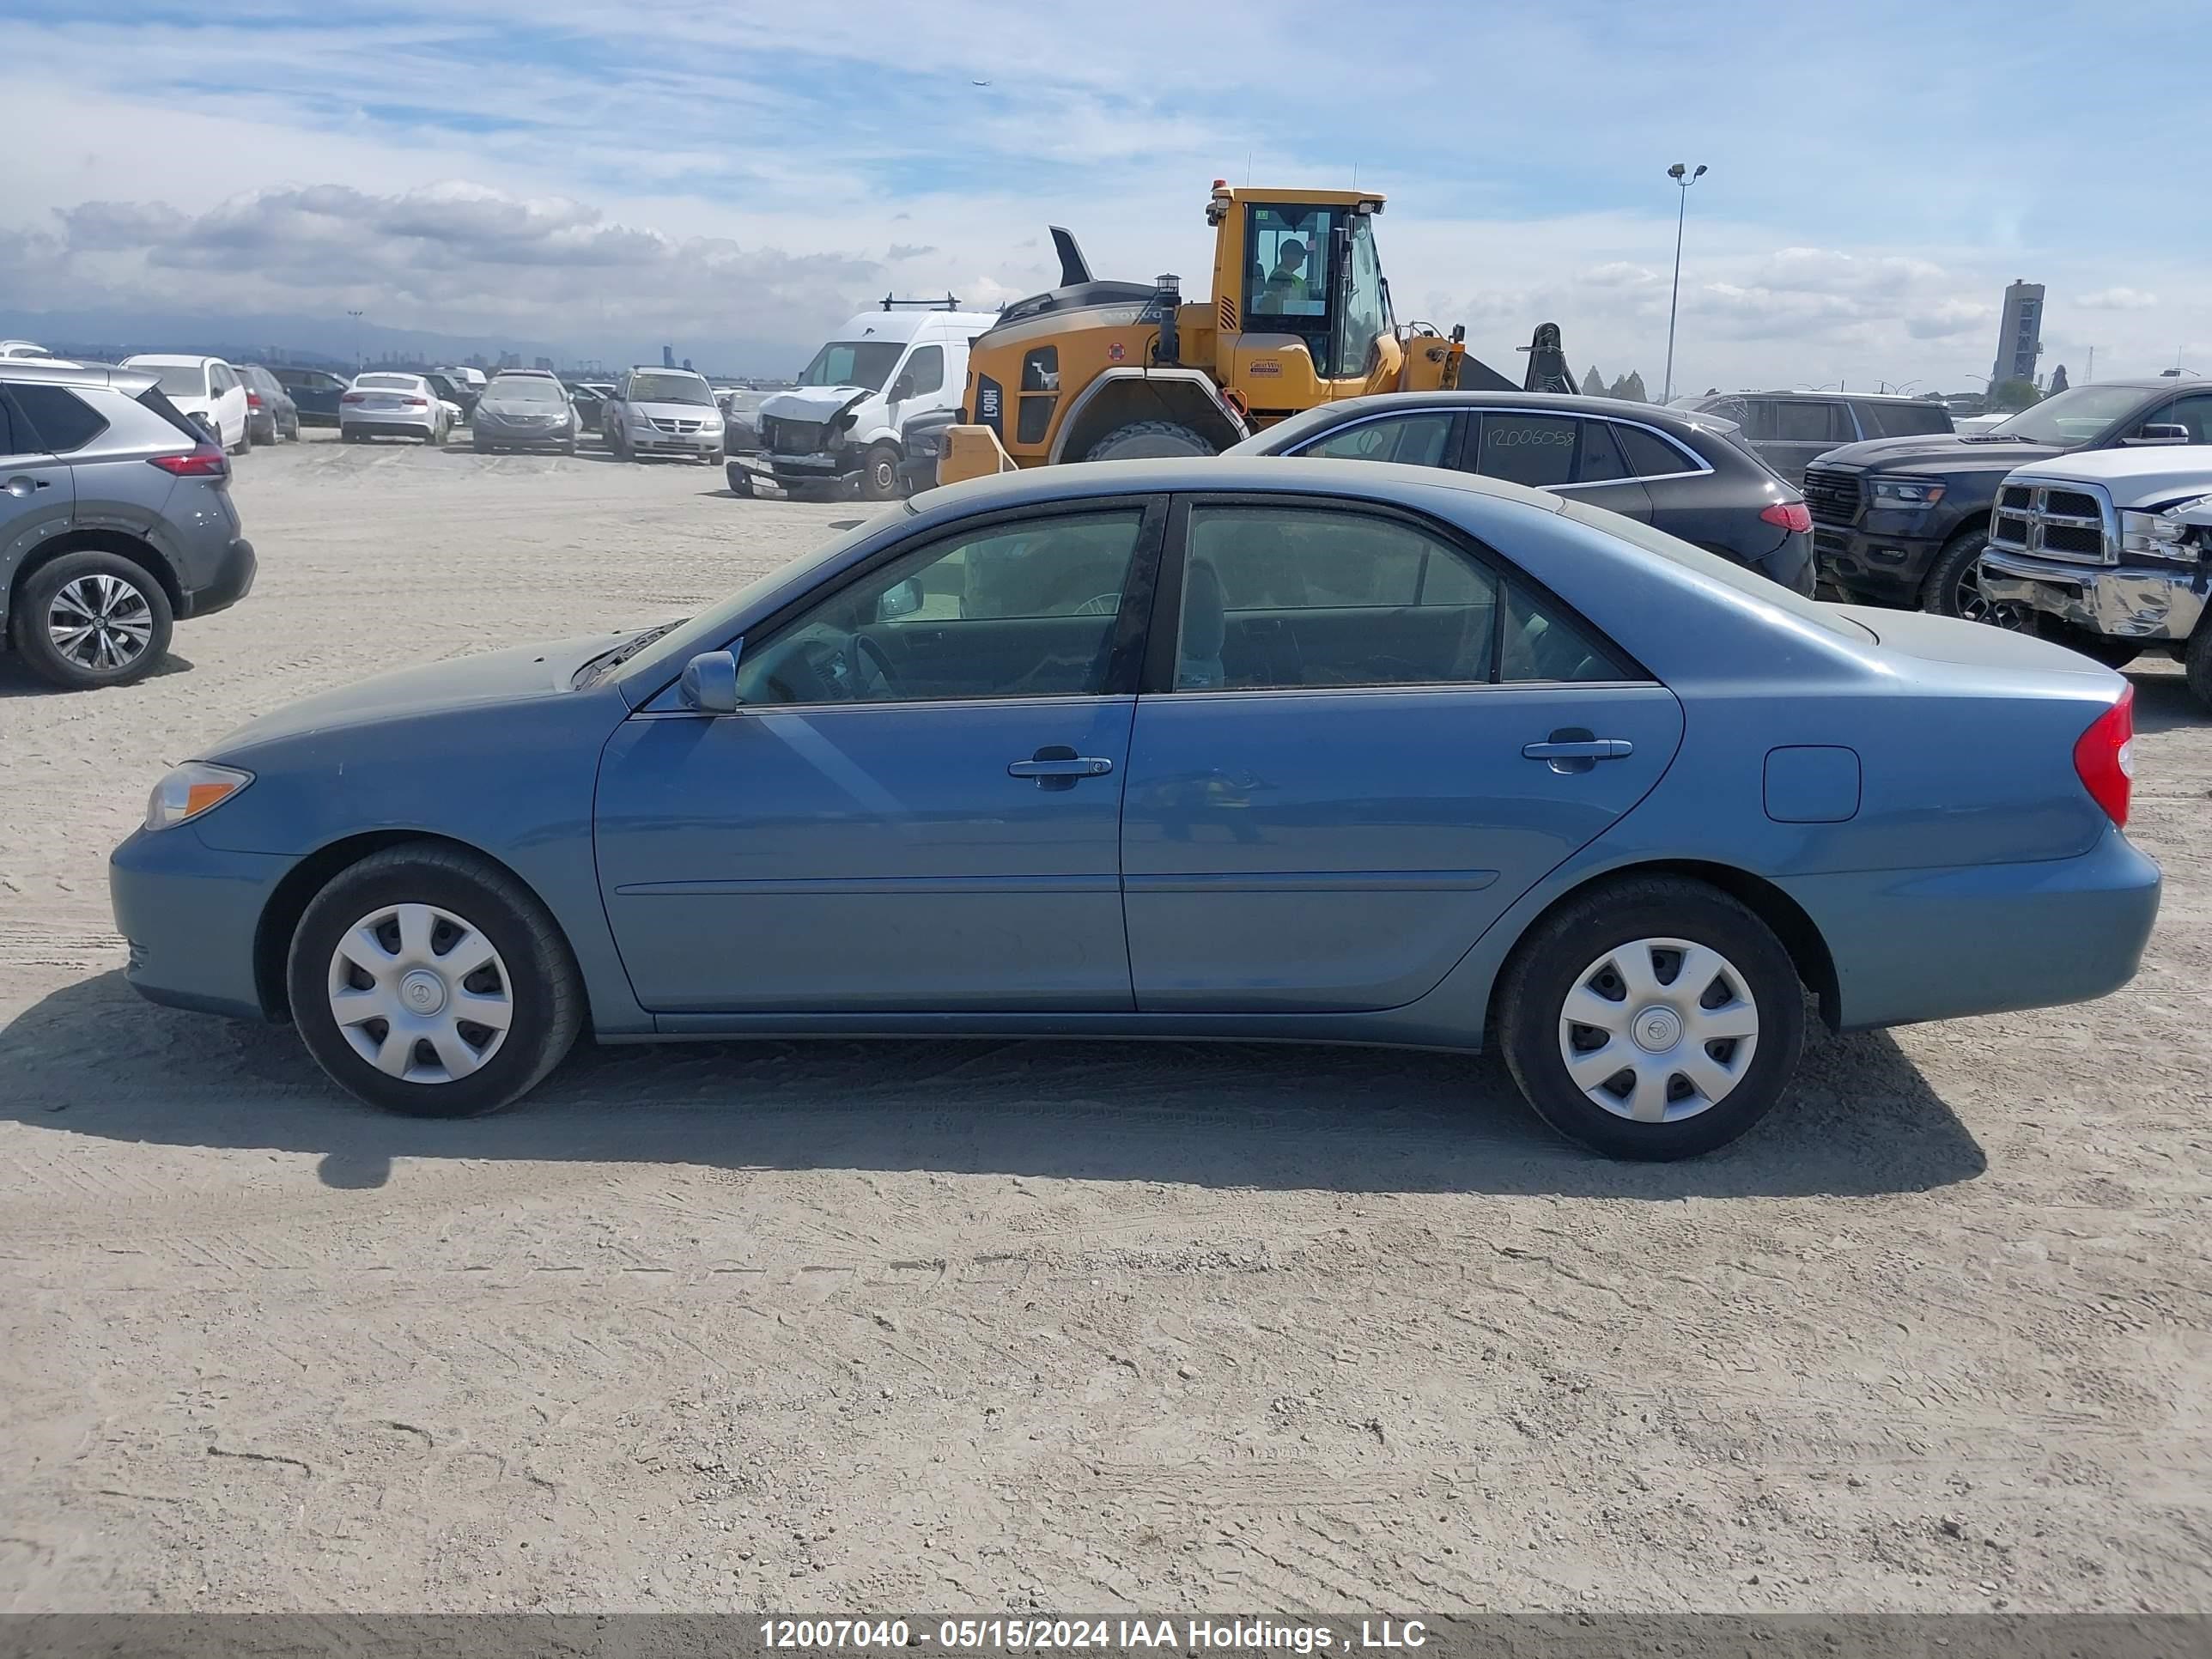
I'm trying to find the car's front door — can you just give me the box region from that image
[1120,498,1682,1012]
[0,386,77,633]
[595,500,1165,1013]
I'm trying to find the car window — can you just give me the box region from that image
[9,383,110,453]
[902,345,945,398]
[1173,505,1499,690]
[1716,397,1775,441]
[1576,419,1629,483]
[137,362,210,399]
[1858,401,1950,438]
[1616,424,1700,478]
[733,509,1146,706]
[1297,411,1453,466]
[1467,412,1578,489]
[1775,400,1850,443]
[0,391,17,454]
[2147,395,2212,444]
[135,386,207,442]
[1500,585,1634,684]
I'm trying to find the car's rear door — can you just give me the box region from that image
[1454,410,1655,522]
[595,497,1167,1014]
[1118,495,1682,1012]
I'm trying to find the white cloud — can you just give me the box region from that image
[2077,287,2160,311]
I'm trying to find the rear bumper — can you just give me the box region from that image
[1782,830,2161,1031]
[1978,550,2207,643]
[179,537,255,620]
[110,826,293,1022]
[1813,523,1948,604]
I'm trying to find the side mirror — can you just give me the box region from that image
[877,579,923,620]
[679,647,740,714]
[890,376,914,402]
[2124,423,2191,447]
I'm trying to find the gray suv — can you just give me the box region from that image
[1,361,256,689]
[1685,391,1954,486]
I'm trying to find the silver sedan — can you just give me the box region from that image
[471,374,580,454]
[339,374,452,445]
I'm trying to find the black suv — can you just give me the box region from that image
[1685,391,1953,487]
[1231,392,1814,592]
[1804,380,2212,617]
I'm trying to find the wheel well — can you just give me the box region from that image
[252,831,579,1022]
[1942,512,1990,548]
[1489,860,1841,1034]
[9,530,184,622]
[1058,380,1242,462]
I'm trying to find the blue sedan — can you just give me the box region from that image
[109,459,2160,1159]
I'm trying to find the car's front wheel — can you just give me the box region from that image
[1497,877,1805,1159]
[287,844,583,1118]
[1923,526,2027,628]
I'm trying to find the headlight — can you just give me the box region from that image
[2120,508,2198,562]
[1869,477,1946,510]
[144,762,252,832]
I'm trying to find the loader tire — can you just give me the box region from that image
[1082,421,1217,463]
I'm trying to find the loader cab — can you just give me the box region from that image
[1217,191,1395,404]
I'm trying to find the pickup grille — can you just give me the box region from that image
[1985,480,2115,566]
[1802,465,1860,526]
[765,416,828,455]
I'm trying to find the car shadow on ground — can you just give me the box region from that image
[0,969,1986,1201]
[0,653,195,699]
[2129,667,2204,736]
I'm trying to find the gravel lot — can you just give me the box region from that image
[2,430,2207,1614]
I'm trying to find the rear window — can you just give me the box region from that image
[1857,401,1952,438]
[9,383,110,453]
[1555,497,1875,642]
[355,374,417,390]
[138,362,210,398]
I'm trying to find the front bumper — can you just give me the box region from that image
[111,826,295,1022]
[731,448,854,487]
[624,425,722,456]
[1978,550,2208,643]
[477,418,575,447]
[1812,520,1948,604]
[179,537,256,620]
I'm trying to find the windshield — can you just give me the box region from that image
[1984,385,2150,445]
[141,363,210,398]
[486,375,567,406]
[798,341,902,391]
[629,372,714,405]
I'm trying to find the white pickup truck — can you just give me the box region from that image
[1978,447,2212,709]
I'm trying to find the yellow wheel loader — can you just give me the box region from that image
[938,181,1573,485]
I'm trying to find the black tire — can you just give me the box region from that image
[1496,877,1806,1160]
[2050,624,2142,671]
[859,442,902,500]
[1082,419,1217,463]
[2186,621,2212,713]
[562,439,578,456]
[231,422,251,456]
[726,461,755,498]
[287,844,584,1119]
[472,434,492,453]
[425,423,444,447]
[1921,525,2025,627]
[9,550,174,690]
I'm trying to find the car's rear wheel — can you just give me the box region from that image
[1497,877,1805,1160]
[10,550,174,690]
[1923,526,2027,628]
[288,845,583,1118]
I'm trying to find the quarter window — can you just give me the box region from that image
[9,384,109,453]
[1298,411,1453,466]
[1616,424,1697,478]
[1468,412,1578,489]
[734,510,1146,707]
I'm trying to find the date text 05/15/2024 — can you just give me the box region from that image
[759,1620,1431,1652]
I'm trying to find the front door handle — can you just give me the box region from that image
[1008,755,1115,779]
[5,476,52,497]
[1522,738,1633,761]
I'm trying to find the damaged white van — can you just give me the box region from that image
[731,298,997,501]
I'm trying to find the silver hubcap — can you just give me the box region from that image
[327,902,513,1084]
[1558,936,1760,1123]
[49,574,154,671]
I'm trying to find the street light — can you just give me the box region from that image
[1878,380,1921,395]
[347,308,364,373]
[1662,161,1707,405]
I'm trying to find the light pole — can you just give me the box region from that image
[1878,379,1921,395]
[1662,162,1707,405]
[347,308,364,372]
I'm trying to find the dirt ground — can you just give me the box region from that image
[1,429,2207,1615]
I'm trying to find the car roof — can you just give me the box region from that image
[911,453,1573,521]
[825,308,997,345]
[122,354,226,368]
[1707,389,1936,404]
[1236,391,1747,455]
[0,358,156,393]
[627,365,708,377]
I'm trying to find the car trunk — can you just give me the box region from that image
[1835,605,2117,675]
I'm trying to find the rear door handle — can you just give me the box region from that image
[1008,756,1115,779]
[1522,738,1633,761]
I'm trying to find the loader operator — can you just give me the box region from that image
[1258,240,1310,313]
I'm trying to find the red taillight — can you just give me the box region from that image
[340,391,366,404]
[148,444,228,479]
[402,397,428,407]
[2072,684,2136,829]
[1760,500,1814,535]
[246,391,263,409]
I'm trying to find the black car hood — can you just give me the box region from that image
[1815,434,2066,475]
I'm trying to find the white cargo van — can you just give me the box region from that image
[731,299,998,500]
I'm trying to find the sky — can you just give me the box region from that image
[4,0,2209,389]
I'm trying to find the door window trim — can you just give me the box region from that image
[638,495,1172,714]
[1139,489,1656,696]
